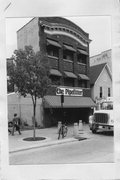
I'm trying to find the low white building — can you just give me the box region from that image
[90,63,112,103]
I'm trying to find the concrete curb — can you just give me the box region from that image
[9,137,78,154]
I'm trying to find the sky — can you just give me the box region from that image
[5,16,111,58]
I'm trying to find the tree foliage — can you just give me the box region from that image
[7,59,14,93]
[9,46,51,139]
[9,46,51,98]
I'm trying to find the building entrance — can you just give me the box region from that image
[43,107,91,127]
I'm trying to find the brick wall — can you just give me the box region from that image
[17,17,90,91]
[45,34,89,88]
[77,63,87,74]
[63,61,73,72]
[48,56,59,69]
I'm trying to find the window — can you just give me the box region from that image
[78,80,87,88]
[100,87,102,98]
[47,46,59,58]
[50,76,61,86]
[77,54,87,64]
[64,78,74,87]
[63,50,73,61]
[108,87,111,97]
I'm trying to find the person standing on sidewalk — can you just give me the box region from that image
[12,113,22,135]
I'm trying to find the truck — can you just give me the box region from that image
[89,97,113,133]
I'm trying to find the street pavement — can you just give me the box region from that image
[9,124,95,153]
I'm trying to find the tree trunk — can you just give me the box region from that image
[33,101,36,140]
[40,101,44,128]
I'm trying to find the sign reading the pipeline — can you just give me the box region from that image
[56,87,83,96]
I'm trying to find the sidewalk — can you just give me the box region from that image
[9,124,93,153]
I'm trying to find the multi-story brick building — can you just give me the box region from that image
[16,17,95,127]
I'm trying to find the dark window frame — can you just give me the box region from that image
[78,80,87,88]
[100,86,102,98]
[108,87,111,97]
[63,49,74,61]
[77,53,87,64]
[47,45,59,58]
[63,78,75,87]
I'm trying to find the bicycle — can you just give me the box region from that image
[58,123,68,139]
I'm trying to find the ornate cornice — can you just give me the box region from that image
[39,20,91,47]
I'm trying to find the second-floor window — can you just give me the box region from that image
[63,50,73,61]
[64,78,74,87]
[50,76,61,86]
[77,53,87,64]
[78,80,87,88]
[47,46,59,58]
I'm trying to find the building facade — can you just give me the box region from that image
[90,63,112,103]
[90,49,113,105]
[15,17,95,127]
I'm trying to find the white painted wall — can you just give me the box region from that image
[17,17,40,52]
[7,93,43,127]
[91,67,112,101]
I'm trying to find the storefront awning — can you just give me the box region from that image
[47,39,61,48]
[78,74,90,80]
[78,49,88,55]
[50,69,62,76]
[64,71,77,79]
[43,95,96,108]
[63,44,76,52]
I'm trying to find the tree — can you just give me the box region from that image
[7,59,15,93]
[9,46,51,140]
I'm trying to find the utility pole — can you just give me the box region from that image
[61,94,64,124]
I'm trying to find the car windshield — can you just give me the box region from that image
[101,101,113,110]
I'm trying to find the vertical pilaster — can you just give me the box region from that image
[86,41,90,88]
[59,41,64,85]
[73,52,78,87]
[38,21,47,59]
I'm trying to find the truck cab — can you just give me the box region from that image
[89,97,113,133]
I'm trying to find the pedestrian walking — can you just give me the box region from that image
[12,113,22,135]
